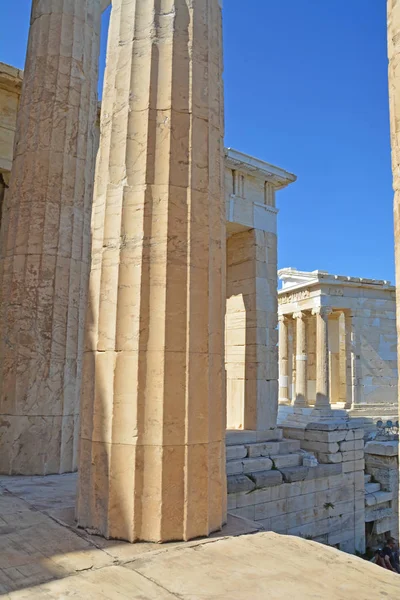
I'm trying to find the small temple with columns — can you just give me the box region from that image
[277,268,398,429]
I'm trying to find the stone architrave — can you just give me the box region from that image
[278,315,290,404]
[0,0,102,475]
[388,0,400,432]
[312,307,332,408]
[293,312,307,407]
[76,0,226,543]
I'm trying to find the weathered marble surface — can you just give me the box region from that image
[0,0,102,475]
[77,0,226,543]
[1,474,399,599]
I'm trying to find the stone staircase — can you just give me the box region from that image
[364,474,394,535]
[226,429,313,491]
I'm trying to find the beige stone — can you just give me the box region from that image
[0,0,102,475]
[77,0,226,543]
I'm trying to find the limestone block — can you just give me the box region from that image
[300,478,329,495]
[365,466,399,492]
[271,454,302,469]
[354,471,365,492]
[365,506,393,523]
[305,464,342,480]
[342,459,365,474]
[301,441,340,454]
[280,466,309,483]
[243,458,273,473]
[341,450,364,462]
[226,460,245,476]
[318,453,343,464]
[375,517,394,535]
[226,429,283,445]
[365,491,393,507]
[277,440,302,453]
[364,441,399,457]
[306,422,364,432]
[365,454,399,470]
[226,446,247,461]
[282,426,306,441]
[339,440,364,452]
[316,485,354,505]
[251,470,283,489]
[303,430,347,443]
[236,488,273,507]
[227,475,255,495]
[246,442,280,458]
[286,493,317,513]
[255,499,288,520]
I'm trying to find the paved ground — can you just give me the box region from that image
[0,474,399,598]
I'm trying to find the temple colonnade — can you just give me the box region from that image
[278,308,354,410]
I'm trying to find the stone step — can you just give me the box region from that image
[226,456,274,476]
[226,439,302,462]
[364,474,371,485]
[270,453,303,469]
[365,490,393,508]
[365,506,392,523]
[365,482,381,495]
[226,429,283,446]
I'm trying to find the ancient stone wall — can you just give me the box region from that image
[227,424,366,554]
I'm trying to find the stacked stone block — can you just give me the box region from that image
[364,441,399,544]
[226,229,278,430]
[227,424,366,554]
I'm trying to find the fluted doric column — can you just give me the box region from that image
[293,312,307,407]
[312,307,332,408]
[0,0,102,475]
[278,315,290,404]
[388,1,400,434]
[76,0,226,543]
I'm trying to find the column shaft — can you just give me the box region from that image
[388,0,400,434]
[0,0,102,475]
[278,315,290,404]
[77,0,226,543]
[293,312,307,406]
[313,307,332,408]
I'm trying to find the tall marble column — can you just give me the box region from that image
[278,315,290,404]
[312,307,332,408]
[293,312,307,407]
[388,0,400,430]
[77,0,226,543]
[340,312,353,409]
[0,0,102,475]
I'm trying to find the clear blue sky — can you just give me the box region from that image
[0,1,394,282]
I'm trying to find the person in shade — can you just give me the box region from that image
[380,538,399,573]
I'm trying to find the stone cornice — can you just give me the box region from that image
[225,148,297,190]
[278,267,394,295]
[0,62,23,94]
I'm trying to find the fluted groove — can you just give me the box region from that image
[77,0,226,543]
[0,0,102,475]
